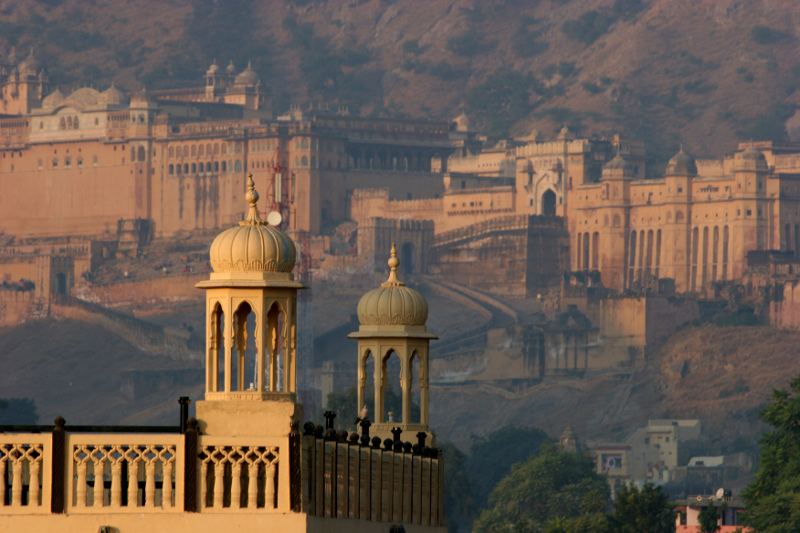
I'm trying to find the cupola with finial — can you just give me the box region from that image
[195,174,306,437]
[349,244,437,444]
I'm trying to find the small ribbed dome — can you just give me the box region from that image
[666,146,697,176]
[209,175,296,273]
[605,152,631,170]
[740,143,766,161]
[102,83,128,106]
[602,152,635,179]
[18,49,41,76]
[235,62,259,86]
[207,60,220,74]
[357,244,428,326]
[42,88,65,109]
[737,142,768,171]
[226,60,236,75]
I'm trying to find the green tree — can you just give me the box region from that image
[611,482,675,533]
[743,373,800,532]
[467,425,551,509]
[472,445,610,533]
[698,502,722,533]
[439,441,473,533]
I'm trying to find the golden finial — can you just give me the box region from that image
[382,243,405,287]
[240,174,266,226]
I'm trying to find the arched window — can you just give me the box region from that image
[184,164,189,174]
[67,117,72,129]
[59,117,66,130]
[176,164,182,175]
[73,117,79,129]
[206,162,212,172]
[301,138,309,150]
[77,157,83,168]
[191,163,197,173]
[207,143,212,155]
[294,138,300,150]
[169,146,174,158]
[221,144,227,155]
[234,160,242,172]
[191,145,197,157]
[232,302,257,392]
[214,161,219,172]
[64,156,71,168]
[410,350,422,423]
[221,161,227,172]
[183,146,190,158]
[138,113,145,124]
[53,158,58,168]
[301,155,308,168]
[198,144,204,156]
[137,146,146,162]
[169,164,174,175]
[380,350,402,423]
[214,143,219,155]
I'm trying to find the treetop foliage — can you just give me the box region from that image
[743,373,800,533]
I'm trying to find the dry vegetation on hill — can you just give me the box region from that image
[431,323,800,453]
[1,0,798,158]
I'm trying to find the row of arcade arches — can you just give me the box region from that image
[357,348,427,425]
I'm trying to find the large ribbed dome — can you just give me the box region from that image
[235,62,259,86]
[357,244,428,326]
[209,175,296,273]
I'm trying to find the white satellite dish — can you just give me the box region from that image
[716,488,725,500]
[267,211,283,226]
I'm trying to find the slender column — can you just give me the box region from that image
[287,297,296,393]
[224,311,233,392]
[93,449,105,507]
[28,451,41,507]
[401,349,411,424]
[374,353,383,422]
[162,452,174,508]
[357,350,367,415]
[282,300,291,393]
[256,306,266,392]
[420,352,429,425]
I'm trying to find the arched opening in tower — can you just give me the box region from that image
[382,349,402,423]
[542,189,557,216]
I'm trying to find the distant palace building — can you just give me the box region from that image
[0,53,454,242]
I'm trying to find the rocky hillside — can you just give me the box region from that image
[431,323,800,456]
[1,0,799,158]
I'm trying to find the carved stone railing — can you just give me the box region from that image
[0,417,442,525]
[301,428,444,526]
[0,434,51,513]
[196,436,287,512]
[65,434,183,512]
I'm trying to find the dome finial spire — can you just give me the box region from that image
[241,174,266,226]
[382,243,405,287]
